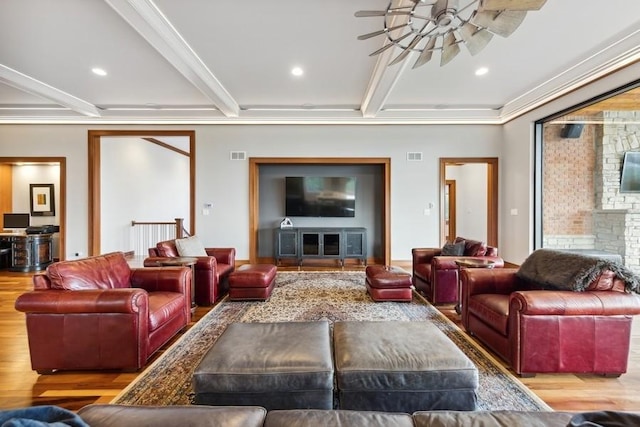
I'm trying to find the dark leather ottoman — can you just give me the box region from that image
[365,265,413,302]
[193,321,334,410]
[333,321,478,413]
[228,264,277,301]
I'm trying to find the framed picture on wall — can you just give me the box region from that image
[30,184,55,216]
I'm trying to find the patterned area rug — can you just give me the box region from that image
[112,271,550,411]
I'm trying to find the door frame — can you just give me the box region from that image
[439,157,498,247]
[87,130,196,256]
[0,157,66,260]
[248,157,391,265]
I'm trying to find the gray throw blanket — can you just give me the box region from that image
[516,249,640,293]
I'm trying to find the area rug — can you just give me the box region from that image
[112,271,551,411]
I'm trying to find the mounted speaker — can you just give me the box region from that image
[560,123,584,139]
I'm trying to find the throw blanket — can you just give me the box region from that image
[0,406,88,427]
[516,249,640,293]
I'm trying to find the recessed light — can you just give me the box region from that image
[92,67,107,76]
[475,67,489,76]
[291,67,304,77]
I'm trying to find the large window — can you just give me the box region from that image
[535,83,640,272]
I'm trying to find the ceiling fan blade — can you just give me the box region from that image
[357,23,409,40]
[478,0,546,11]
[413,37,437,68]
[369,42,397,56]
[471,10,526,37]
[389,35,423,66]
[354,10,413,17]
[440,32,461,66]
[459,22,494,55]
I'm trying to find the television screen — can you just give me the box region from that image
[3,213,30,229]
[621,152,640,193]
[285,176,356,217]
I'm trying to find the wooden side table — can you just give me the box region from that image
[454,258,496,315]
[154,257,198,316]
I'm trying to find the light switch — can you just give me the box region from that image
[202,208,210,216]
[510,208,518,215]
[423,208,431,216]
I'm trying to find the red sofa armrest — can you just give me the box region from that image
[510,290,640,316]
[205,248,236,269]
[462,268,520,296]
[131,267,191,295]
[15,288,148,314]
[412,248,441,266]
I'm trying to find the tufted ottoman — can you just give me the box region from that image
[228,264,277,301]
[365,265,413,302]
[333,321,478,413]
[193,321,334,410]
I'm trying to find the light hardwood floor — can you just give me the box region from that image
[2,266,640,412]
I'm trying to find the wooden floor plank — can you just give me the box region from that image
[2,266,640,412]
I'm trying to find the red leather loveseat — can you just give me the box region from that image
[412,237,504,304]
[146,239,235,306]
[15,251,191,373]
[461,249,640,376]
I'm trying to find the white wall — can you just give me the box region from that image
[0,123,501,261]
[11,164,60,226]
[446,163,488,242]
[100,137,190,254]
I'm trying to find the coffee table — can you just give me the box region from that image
[454,258,495,314]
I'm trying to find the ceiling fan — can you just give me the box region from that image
[355,0,547,67]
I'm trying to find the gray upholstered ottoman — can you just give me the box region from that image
[193,321,334,410]
[333,321,478,413]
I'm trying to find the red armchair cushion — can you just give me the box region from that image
[47,252,131,290]
[455,237,488,257]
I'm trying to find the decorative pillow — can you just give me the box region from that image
[441,240,465,256]
[455,237,487,257]
[175,236,207,257]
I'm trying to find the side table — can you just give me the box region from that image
[154,257,198,316]
[454,258,496,315]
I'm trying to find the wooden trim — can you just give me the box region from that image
[142,138,190,157]
[445,179,456,242]
[0,157,67,260]
[439,157,498,247]
[248,157,391,265]
[87,130,196,256]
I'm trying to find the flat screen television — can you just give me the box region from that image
[3,213,30,230]
[621,151,640,193]
[285,176,356,217]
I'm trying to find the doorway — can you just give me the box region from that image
[439,157,498,247]
[87,130,195,256]
[0,157,66,260]
[445,179,456,242]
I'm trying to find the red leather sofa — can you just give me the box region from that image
[146,239,235,306]
[412,237,504,304]
[14,252,191,373]
[461,255,640,376]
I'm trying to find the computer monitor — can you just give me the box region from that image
[3,213,30,231]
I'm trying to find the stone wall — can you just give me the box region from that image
[544,111,640,272]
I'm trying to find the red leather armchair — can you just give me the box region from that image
[461,267,640,376]
[14,252,191,374]
[145,239,235,306]
[412,237,503,304]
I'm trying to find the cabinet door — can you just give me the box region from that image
[277,230,298,257]
[344,231,366,257]
[301,232,320,256]
[322,233,341,256]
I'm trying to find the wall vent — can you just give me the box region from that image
[230,151,247,160]
[407,152,423,161]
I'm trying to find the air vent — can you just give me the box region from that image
[230,151,247,161]
[407,152,423,161]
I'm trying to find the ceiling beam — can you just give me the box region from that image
[0,64,101,117]
[360,2,414,118]
[105,0,240,117]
